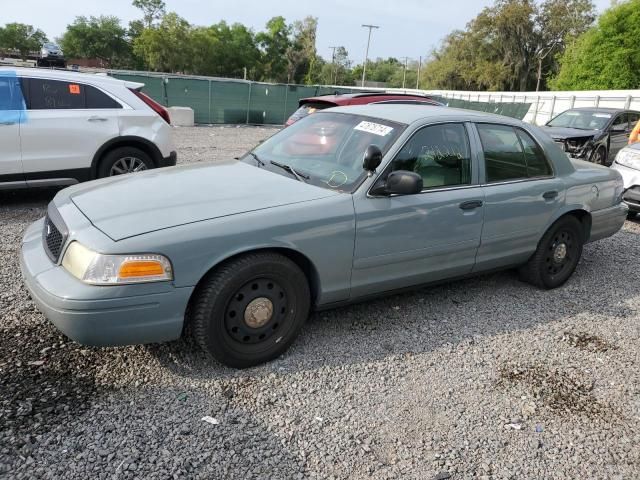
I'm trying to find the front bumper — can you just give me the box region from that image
[158,151,177,168]
[20,218,193,347]
[611,161,640,213]
[588,202,629,243]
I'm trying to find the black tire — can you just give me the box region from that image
[518,216,584,290]
[628,211,638,220]
[97,146,154,178]
[590,146,608,166]
[191,253,311,368]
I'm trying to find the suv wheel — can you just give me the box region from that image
[97,147,154,178]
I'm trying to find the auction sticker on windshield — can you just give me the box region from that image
[354,121,394,136]
[594,113,612,118]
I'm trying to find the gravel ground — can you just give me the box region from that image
[1,125,640,480]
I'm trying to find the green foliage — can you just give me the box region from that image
[132,0,166,28]
[0,23,48,57]
[421,0,595,91]
[256,16,291,82]
[60,16,131,67]
[286,16,319,84]
[551,0,640,90]
[133,13,192,73]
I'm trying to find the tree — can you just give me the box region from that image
[0,23,47,58]
[419,0,595,92]
[256,17,291,82]
[60,16,131,67]
[286,16,318,84]
[133,13,193,73]
[132,0,166,28]
[551,0,640,90]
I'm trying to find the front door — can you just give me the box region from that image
[473,122,564,271]
[352,122,484,298]
[0,73,25,186]
[608,113,630,162]
[19,77,121,181]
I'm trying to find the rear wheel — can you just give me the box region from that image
[97,146,154,178]
[519,216,584,289]
[191,253,310,368]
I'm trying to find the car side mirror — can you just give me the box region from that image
[362,145,383,172]
[370,170,423,196]
[611,124,627,133]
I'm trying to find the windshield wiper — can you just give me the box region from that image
[247,151,265,167]
[269,160,309,182]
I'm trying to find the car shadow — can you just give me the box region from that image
[146,224,640,380]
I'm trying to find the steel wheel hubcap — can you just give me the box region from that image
[110,157,147,176]
[553,243,568,263]
[244,297,274,328]
[224,278,288,345]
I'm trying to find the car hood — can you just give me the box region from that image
[541,126,599,140]
[66,161,339,241]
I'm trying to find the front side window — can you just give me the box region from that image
[246,112,405,192]
[612,113,628,131]
[391,123,471,188]
[25,78,122,110]
[477,124,552,182]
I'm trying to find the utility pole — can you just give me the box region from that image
[400,56,409,89]
[329,46,339,85]
[361,24,379,87]
[416,56,421,89]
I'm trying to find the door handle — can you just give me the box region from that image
[88,116,108,122]
[543,190,558,200]
[459,200,483,210]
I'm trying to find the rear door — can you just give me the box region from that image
[473,123,564,271]
[19,77,121,182]
[0,73,25,186]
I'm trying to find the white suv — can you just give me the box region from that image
[0,67,176,189]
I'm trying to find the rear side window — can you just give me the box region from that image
[287,102,331,124]
[477,123,552,182]
[24,78,121,110]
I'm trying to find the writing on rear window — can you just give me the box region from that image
[354,121,394,136]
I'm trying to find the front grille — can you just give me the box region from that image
[42,206,68,263]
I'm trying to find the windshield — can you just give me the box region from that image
[244,112,405,192]
[547,110,611,130]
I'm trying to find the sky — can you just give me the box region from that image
[2,0,614,62]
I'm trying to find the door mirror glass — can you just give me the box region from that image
[372,170,423,196]
[362,144,383,172]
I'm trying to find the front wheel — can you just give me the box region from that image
[519,216,584,289]
[590,146,608,166]
[191,253,311,368]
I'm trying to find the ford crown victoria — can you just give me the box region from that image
[21,105,628,368]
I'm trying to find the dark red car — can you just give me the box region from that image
[285,92,443,126]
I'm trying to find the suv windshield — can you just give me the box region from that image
[547,110,611,130]
[244,112,405,192]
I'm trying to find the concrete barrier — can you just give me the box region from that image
[167,107,195,127]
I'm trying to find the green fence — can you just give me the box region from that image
[110,72,531,125]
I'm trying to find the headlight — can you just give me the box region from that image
[615,149,640,170]
[62,242,173,285]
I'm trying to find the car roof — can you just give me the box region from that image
[301,92,438,105]
[562,107,634,114]
[0,67,144,89]
[322,103,523,126]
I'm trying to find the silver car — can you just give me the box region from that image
[611,143,640,219]
[20,105,628,368]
